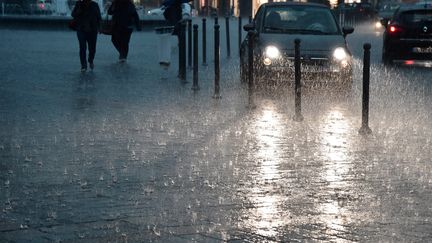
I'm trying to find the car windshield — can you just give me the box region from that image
[262,6,339,34]
[400,10,432,24]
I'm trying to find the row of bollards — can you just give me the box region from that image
[178,16,250,97]
[184,16,247,67]
[178,19,222,98]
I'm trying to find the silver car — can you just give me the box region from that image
[240,2,354,86]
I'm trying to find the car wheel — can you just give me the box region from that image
[382,49,393,65]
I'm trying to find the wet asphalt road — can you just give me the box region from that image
[1,20,432,242]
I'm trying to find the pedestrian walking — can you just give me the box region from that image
[71,0,102,72]
[108,0,141,63]
[162,0,191,37]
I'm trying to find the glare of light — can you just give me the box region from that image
[390,26,396,32]
[375,21,382,28]
[263,57,272,66]
[333,47,347,61]
[264,45,280,59]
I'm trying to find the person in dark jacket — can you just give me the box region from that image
[162,0,190,36]
[108,0,141,63]
[72,0,101,72]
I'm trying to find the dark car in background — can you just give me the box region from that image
[240,2,354,86]
[334,2,376,23]
[374,1,400,29]
[382,2,432,65]
[29,0,53,14]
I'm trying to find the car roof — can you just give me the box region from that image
[261,1,329,8]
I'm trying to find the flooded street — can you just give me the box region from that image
[1,22,432,241]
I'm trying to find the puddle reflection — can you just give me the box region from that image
[318,108,354,240]
[245,102,285,238]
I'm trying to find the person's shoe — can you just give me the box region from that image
[89,62,94,70]
[119,58,126,63]
[159,61,170,67]
[81,67,87,72]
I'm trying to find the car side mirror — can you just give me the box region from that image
[342,26,354,37]
[243,23,255,32]
[380,18,389,28]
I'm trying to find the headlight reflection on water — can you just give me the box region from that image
[318,108,354,240]
[245,103,285,238]
[243,105,358,239]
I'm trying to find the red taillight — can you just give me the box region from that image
[405,60,414,65]
[388,25,403,34]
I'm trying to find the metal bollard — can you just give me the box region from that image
[247,30,256,108]
[225,15,231,58]
[238,17,242,56]
[359,43,372,135]
[188,19,192,68]
[202,18,207,66]
[215,16,218,25]
[293,39,304,122]
[192,24,199,91]
[213,24,221,99]
[179,22,187,81]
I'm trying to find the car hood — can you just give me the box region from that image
[256,33,348,55]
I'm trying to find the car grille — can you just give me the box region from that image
[279,52,330,68]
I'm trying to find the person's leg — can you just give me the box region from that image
[121,29,133,60]
[117,30,127,60]
[87,31,98,68]
[77,31,87,70]
[111,32,121,57]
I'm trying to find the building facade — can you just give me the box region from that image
[149,0,375,18]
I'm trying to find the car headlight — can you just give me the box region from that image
[375,21,382,28]
[264,46,280,59]
[333,47,348,61]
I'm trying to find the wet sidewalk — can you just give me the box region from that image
[1,28,432,242]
